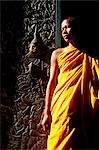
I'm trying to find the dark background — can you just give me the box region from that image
[1,1,24,149]
[61,1,99,58]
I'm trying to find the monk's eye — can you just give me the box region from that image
[61,26,67,31]
[68,25,70,27]
[67,25,71,28]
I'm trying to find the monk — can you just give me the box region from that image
[41,16,99,150]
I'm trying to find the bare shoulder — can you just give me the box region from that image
[51,48,64,60]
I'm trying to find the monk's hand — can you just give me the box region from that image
[41,109,52,135]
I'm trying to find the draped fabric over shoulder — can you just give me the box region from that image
[47,46,99,150]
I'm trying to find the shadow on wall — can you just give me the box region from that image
[1,1,24,149]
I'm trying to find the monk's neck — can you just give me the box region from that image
[68,41,78,49]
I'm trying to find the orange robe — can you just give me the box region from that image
[47,46,99,150]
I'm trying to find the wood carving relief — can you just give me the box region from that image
[8,0,55,149]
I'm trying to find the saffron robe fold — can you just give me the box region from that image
[47,46,99,150]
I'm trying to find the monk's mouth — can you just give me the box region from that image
[64,35,68,39]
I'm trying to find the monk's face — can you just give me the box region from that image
[61,19,77,43]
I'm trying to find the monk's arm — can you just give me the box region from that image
[44,51,58,113]
[41,50,58,131]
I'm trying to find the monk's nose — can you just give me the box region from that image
[63,27,68,33]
